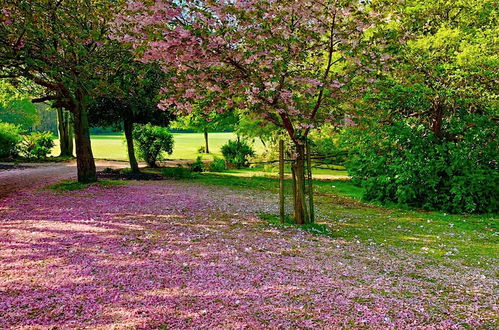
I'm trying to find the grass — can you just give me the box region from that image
[51,132,266,161]
[47,179,127,192]
[156,170,498,269]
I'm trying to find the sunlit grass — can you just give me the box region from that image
[51,132,266,161]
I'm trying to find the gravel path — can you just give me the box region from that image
[0,160,130,199]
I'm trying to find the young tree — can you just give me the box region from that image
[1,0,128,182]
[117,0,386,224]
[172,109,238,154]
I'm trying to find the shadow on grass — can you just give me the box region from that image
[47,179,127,192]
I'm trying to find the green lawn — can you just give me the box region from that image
[52,132,266,161]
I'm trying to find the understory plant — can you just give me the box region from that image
[0,121,21,158]
[221,140,255,169]
[133,124,174,167]
[20,131,55,159]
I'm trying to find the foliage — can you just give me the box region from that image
[208,157,227,173]
[189,156,205,173]
[345,116,498,214]
[309,126,349,166]
[221,140,255,169]
[161,166,193,179]
[88,64,175,129]
[20,131,55,159]
[0,121,21,158]
[0,81,39,129]
[133,124,174,167]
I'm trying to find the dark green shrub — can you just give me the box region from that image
[221,139,255,169]
[162,165,193,179]
[0,121,21,158]
[133,124,174,167]
[189,156,205,172]
[21,131,55,159]
[208,156,227,172]
[345,116,498,214]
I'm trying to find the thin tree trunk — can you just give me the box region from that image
[204,128,210,154]
[57,108,73,157]
[279,140,285,223]
[71,95,96,183]
[124,119,139,173]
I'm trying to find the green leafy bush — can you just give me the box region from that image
[208,156,227,172]
[133,124,174,167]
[0,121,21,158]
[21,131,55,159]
[162,165,193,179]
[345,116,498,214]
[189,156,205,172]
[221,139,255,169]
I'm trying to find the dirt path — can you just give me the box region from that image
[0,160,130,199]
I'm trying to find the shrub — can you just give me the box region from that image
[208,156,227,172]
[221,139,255,169]
[0,121,21,158]
[162,165,193,179]
[345,116,498,214]
[189,156,205,172]
[133,124,174,167]
[20,131,55,159]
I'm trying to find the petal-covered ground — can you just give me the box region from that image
[0,181,497,329]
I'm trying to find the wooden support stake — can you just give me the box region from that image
[306,139,315,223]
[279,140,285,223]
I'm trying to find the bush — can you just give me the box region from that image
[345,116,498,214]
[21,131,55,159]
[221,139,255,169]
[133,124,174,167]
[162,165,193,179]
[189,156,205,172]
[208,156,227,172]
[0,121,21,158]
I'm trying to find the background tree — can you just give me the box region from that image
[88,63,175,173]
[1,0,128,182]
[172,108,238,154]
[118,0,387,224]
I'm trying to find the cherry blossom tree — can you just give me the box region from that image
[117,0,386,224]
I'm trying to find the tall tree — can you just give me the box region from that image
[117,0,387,224]
[368,0,498,136]
[88,64,175,173]
[0,0,127,182]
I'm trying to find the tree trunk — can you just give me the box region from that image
[279,140,285,223]
[71,96,96,183]
[291,143,309,225]
[124,119,139,173]
[204,128,210,154]
[430,103,444,139]
[57,108,73,157]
